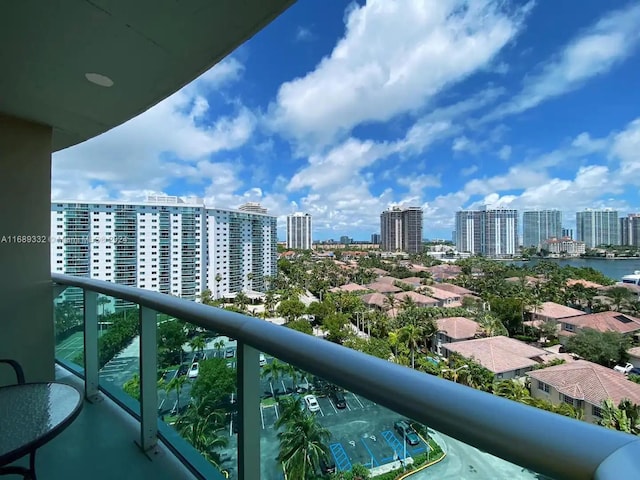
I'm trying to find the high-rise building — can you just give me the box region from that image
[380,206,423,253]
[286,212,312,250]
[238,202,268,214]
[371,233,381,244]
[620,214,640,246]
[576,209,619,248]
[562,228,573,239]
[522,210,562,248]
[455,207,518,257]
[51,197,278,303]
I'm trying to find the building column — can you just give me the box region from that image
[0,114,54,385]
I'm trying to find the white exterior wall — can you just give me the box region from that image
[52,201,277,302]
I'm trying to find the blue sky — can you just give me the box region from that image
[53,0,640,241]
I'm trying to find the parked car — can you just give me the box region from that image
[394,420,420,446]
[193,351,206,361]
[614,362,634,374]
[296,379,310,393]
[259,353,267,367]
[188,362,199,379]
[329,389,347,409]
[629,367,640,376]
[304,394,320,413]
[176,364,189,377]
[225,348,235,358]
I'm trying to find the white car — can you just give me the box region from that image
[188,362,199,379]
[259,353,267,367]
[304,394,320,413]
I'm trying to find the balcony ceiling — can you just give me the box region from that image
[0,0,294,152]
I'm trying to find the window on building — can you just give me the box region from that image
[537,381,550,393]
[592,405,603,418]
[562,394,574,406]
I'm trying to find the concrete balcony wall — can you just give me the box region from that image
[0,114,54,385]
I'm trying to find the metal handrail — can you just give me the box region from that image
[52,273,640,480]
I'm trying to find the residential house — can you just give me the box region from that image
[360,292,388,310]
[566,279,605,290]
[394,291,439,308]
[434,283,476,296]
[329,283,368,294]
[525,302,586,329]
[558,311,640,343]
[366,282,402,294]
[419,286,463,308]
[442,336,547,379]
[433,317,479,356]
[529,360,640,424]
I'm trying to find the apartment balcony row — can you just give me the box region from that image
[3,274,638,479]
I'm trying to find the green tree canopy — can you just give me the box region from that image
[158,320,188,367]
[565,329,632,367]
[277,298,307,323]
[190,357,236,405]
[286,319,313,335]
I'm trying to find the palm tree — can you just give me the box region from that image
[166,374,188,412]
[605,287,634,312]
[262,359,286,395]
[383,294,398,312]
[264,291,277,316]
[401,295,417,311]
[234,291,250,312]
[493,380,531,403]
[277,414,331,479]
[476,311,508,337]
[275,395,306,430]
[189,335,206,357]
[398,324,423,369]
[213,339,225,354]
[176,397,228,468]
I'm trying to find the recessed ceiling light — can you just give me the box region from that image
[85,73,114,87]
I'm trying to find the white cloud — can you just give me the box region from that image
[295,26,314,42]
[461,165,478,176]
[52,60,254,200]
[268,0,530,147]
[498,145,512,160]
[486,3,640,120]
[610,118,640,178]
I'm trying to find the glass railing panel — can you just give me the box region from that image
[261,352,550,480]
[96,296,142,408]
[158,319,238,479]
[53,286,85,368]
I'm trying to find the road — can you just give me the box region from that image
[411,430,545,480]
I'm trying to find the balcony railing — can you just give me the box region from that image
[51,273,640,480]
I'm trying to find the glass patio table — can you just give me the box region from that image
[0,382,83,479]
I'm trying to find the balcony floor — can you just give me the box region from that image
[4,366,194,480]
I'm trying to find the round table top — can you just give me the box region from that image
[0,382,83,465]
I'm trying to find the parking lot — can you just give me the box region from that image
[251,384,428,480]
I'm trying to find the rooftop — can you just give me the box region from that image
[561,311,640,335]
[437,317,479,340]
[528,360,640,406]
[434,283,475,296]
[531,302,586,320]
[443,336,547,374]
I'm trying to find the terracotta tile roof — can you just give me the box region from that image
[397,277,424,286]
[566,278,604,289]
[434,283,475,295]
[368,268,389,276]
[562,311,640,334]
[530,302,586,320]
[627,346,640,358]
[437,317,478,340]
[377,276,401,284]
[420,286,460,300]
[528,360,640,405]
[360,292,388,308]
[394,291,439,305]
[604,283,640,294]
[329,283,367,293]
[408,264,431,272]
[505,276,546,286]
[538,353,577,364]
[442,336,546,373]
[366,282,402,294]
[443,336,547,374]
